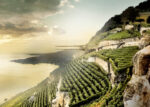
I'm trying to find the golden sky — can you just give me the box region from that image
[0,0,145,54]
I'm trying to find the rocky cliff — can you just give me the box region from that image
[124,45,150,107]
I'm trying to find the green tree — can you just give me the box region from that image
[121,7,139,29]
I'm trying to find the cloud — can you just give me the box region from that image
[68,4,75,8]
[59,0,75,9]
[48,25,66,35]
[59,0,69,7]
[0,0,78,38]
[0,0,64,37]
[0,0,62,19]
[0,21,48,37]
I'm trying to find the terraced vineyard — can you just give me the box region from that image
[19,79,58,107]
[61,59,111,107]
[90,68,131,107]
[95,46,139,74]
[59,46,137,107]
[1,72,60,107]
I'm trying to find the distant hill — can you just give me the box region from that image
[12,50,78,67]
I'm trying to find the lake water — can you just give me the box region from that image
[0,54,58,104]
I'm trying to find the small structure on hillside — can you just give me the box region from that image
[110,28,122,34]
[125,24,134,30]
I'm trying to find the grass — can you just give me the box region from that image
[104,30,140,40]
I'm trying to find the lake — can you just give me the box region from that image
[0,54,58,104]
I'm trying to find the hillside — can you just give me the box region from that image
[1,0,150,107]
[87,0,150,49]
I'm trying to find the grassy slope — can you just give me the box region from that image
[104,30,140,40]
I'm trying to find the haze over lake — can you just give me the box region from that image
[0,54,58,104]
[0,49,79,105]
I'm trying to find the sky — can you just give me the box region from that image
[0,0,146,54]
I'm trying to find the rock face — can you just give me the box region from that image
[140,33,150,49]
[124,45,150,107]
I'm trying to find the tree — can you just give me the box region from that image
[121,7,139,30]
[147,16,150,23]
[136,0,150,12]
[121,7,139,23]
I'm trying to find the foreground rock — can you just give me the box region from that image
[124,45,150,107]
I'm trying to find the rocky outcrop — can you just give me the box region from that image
[124,45,150,107]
